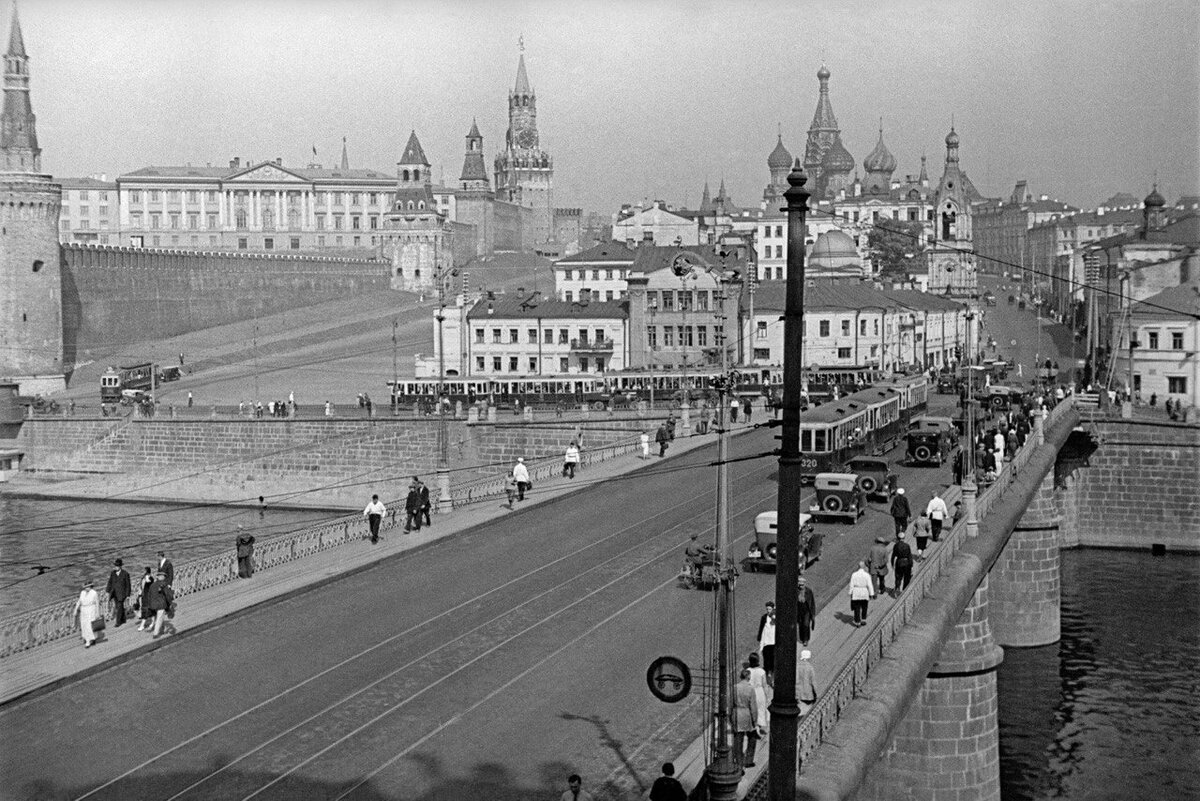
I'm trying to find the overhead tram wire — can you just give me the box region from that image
[805,205,1200,321]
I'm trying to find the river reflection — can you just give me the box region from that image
[0,496,338,617]
[998,548,1200,800]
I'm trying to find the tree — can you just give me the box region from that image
[868,219,927,279]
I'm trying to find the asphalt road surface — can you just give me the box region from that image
[1,396,967,801]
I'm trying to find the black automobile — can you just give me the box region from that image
[906,429,951,466]
[845,456,896,500]
[936,374,958,394]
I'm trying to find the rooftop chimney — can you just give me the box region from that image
[230,157,240,169]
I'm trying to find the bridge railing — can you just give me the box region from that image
[0,434,645,659]
[746,398,1075,796]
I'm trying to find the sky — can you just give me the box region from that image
[18,0,1200,216]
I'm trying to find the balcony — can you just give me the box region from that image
[570,338,614,353]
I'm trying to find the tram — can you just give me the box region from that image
[797,385,905,481]
[99,363,157,404]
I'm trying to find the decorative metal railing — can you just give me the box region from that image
[744,398,1074,797]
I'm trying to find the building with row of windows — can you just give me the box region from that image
[1127,280,1199,408]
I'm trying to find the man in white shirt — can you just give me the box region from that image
[363,494,386,544]
[848,561,874,627]
[512,457,530,501]
[926,493,949,542]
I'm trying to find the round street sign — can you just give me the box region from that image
[646,656,692,703]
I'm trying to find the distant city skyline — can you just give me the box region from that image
[22,0,1200,215]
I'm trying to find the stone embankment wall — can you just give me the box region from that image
[1060,419,1199,552]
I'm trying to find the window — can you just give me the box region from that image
[819,320,830,337]
[290,237,300,250]
[837,347,851,359]
[580,357,590,372]
[595,328,605,342]
[1167,376,1187,394]
[317,235,325,247]
[577,329,589,344]
[334,192,343,205]
[682,326,694,347]
[207,191,218,203]
[167,190,180,202]
[316,216,325,230]
[264,237,274,250]
[149,190,161,202]
[696,291,708,311]
[60,219,69,231]
[352,216,361,230]
[529,357,538,372]
[475,329,484,344]
[605,269,613,280]
[544,329,553,344]
[841,320,850,336]
[351,193,360,206]
[509,356,519,372]
[129,190,141,203]
[647,326,657,349]
[187,214,199,230]
[370,216,378,229]
[606,291,614,301]
[559,329,569,344]
[775,245,783,258]
[757,321,767,339]
[492,328,502,343]
[560,357,569,372]
[697,326,707,346]
[564,291,573,302]
[860,319,867,335]
[493,356,502,371]
[662,291,674,311]
[754,348,771,360]
[235,210,247,229]
[169,213,181,230]
[207,213,218,229]
[353,236,360,246]
[187,191,198,203]
[527,328,537,344]
[149,213,161,229]
[646,291,658,310]
[592,270,600,280]
[476,356,485,371]
[1171,332,1184,350]
[1148,331,1159,349]
[679,291,692,311]
[334,216,343,230]
[663,327,674,347]
[775,225,783,237]
[509,328,519,344]
[237,237,248,250]
[368,193,377,205]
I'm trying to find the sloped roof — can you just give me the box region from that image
[746,281,899,314]
[514,54,532,94]
[460,251,555,272]
[399,131,429,166]
[119,164,392,182]
[466,292,627,321]
[59,177,118,189]
[1131,280,1200,323]
[556,242,636,264]
[7,5,25,58]
[629,243,748,276]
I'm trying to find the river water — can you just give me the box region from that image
[0,496,335,617]
[997,548,1200,800]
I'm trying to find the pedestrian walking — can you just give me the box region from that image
[559,774,595,801]
[926,493,949,542]
[512,457,530,501]
[649,762,687,801]
[797,575,816,647]
[235,526,256,577]
[756,601,777,683]
[746,652,770,731]
[404,478,423,531]
[655,423,670,457]
[665,414,676,440]
[868,536,890,597]
[146,570,174,638]
[797,649,818,715]
[418,479,432,527]
[105,558,131,627]
[912,513,931,559]
[363,494,385,543]
[733,668,760,767]
[156,551,174,587]
[889,487,910,536]
[891,531,914,595]
[953,448,964,485]
[640,430,650,460]
[135,566,154,630]
[187,391,193,408]
[729,397,739,423]
[743,396,753,423]
[324,400,333,417]
[73,581,101,648]
[848,561,874,627]
[562,441,580,478]
[504,470,518,508]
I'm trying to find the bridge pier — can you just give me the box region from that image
[989,471,1061,646]
[856,578,1004,801]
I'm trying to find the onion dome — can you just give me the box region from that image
[1144,184,1165,208]
[945,127,959,148]
[863,128,897,174]
[768,134,792,170]
[821,136,855,173]
[817,64,830,81]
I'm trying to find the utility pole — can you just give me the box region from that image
[962,306,979,537]
[703,264,741,801]
[253,322,260,404]
[769,161,809,799]
[436,260,451,512]
[392,318,399,415]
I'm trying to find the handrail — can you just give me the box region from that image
[744,397,1075,798]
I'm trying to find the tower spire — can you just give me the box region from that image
[514,52,531,94]
[340,136,349,170]
[2,0,40,171]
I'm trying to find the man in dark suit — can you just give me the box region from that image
[157,551,174,587]
[105,558,132,627]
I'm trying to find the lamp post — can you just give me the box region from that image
[435,259,453,512]
[769,161,809,800]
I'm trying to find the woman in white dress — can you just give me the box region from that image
[73,580,100,648]
[746,652,770,732]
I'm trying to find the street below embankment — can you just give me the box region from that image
[1,405,963,801]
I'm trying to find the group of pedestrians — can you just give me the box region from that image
[75,551,177,648]
[404,477,432,532]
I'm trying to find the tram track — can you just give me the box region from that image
[63,454,781,801]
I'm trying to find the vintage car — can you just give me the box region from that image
[909,415,959,446]
[844,456,896,500]
[742,511,823,572]
[808,472,865,522]
[906,427,952,466]
[983,292,997,306]
[984,385,1023,410]
[936,373,958,394]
